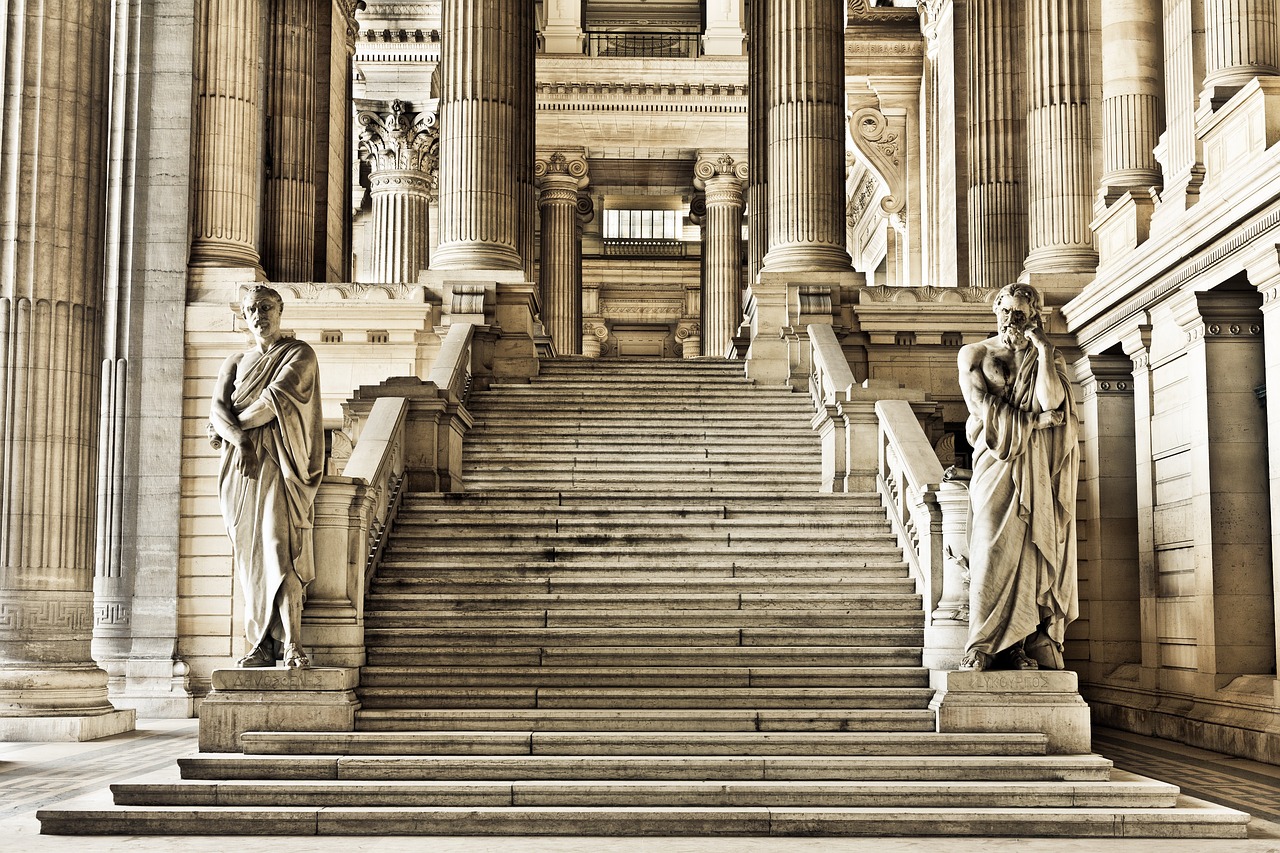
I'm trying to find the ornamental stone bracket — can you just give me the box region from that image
[847,106,907,222]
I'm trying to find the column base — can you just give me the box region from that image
[931,669,1091,755]
[0,710,135,742]
[198,667,360,753]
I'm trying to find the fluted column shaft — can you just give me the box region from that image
[1101,0,1166,195]
[697,155,748,358]
[433,0,525,271]
[263,0,318,281]
[368,174,433,283]
[518,1,537,284]
[0,0,120,720]
[1203,0,1280,94]
[1025,0,1097,274]
[966,0,1028,288]
[747,0,768,283]
[762,0,849,272]
[190,0,264,270]
[538,176,583,355]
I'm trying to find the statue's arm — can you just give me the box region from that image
[957,343,989,419]
[209,353,261,478]
[1026,325,1066,413]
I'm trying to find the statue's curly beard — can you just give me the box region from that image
[999,323,1029,348]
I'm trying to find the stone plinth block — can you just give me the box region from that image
[198,667,359,753]
[0,709,135,742]
[930,670,1091,755]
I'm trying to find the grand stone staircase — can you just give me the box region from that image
[39,358,1248,837]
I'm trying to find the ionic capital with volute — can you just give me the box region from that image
[536,151,590,194]
[694,153,748,204]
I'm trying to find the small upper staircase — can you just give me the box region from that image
[39,358,1249,837]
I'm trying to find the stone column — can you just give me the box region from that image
[543,0,584,54]
[704,0,746,55]
[696,154,748,358]
[747,0,768,284]
[433,0,524,271]
[1024,0,1097,278]
[536,152,590,356]
[1247,245,1280,686]
[967,0,1028,288]
[1072,354,1142,683]
[1154,0,1207,212]
[357,101,439,283]
[262,0,319,282]
[190,0,265,274]
[761,0,850,272]
[1202,0,1280,100]
[1173,288,1274,684]
[516,0,538,286]
[0,0,134,740]
[1099,0,1166,198]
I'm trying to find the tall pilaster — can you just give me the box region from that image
[1202,0,1280,99]
[1100,0,1166,197]
[1024,0,1097,276]
[1154,0,1206,212]
[433,0,525,271]
[761,0,850,272]
[189,0,265,273]
[536,152,590,355]
[696,154,749,358]
[263,0,319,282]
[966,0,1028,288]
[747,0,768,283]
[0,0,133,739]
[357,101,439,283]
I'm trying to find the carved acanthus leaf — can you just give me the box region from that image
[357,99,439,175]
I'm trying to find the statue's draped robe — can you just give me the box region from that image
[965,345,1079,656]
[217,338,324,648]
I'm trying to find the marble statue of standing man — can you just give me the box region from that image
[208,285,324,669]
[956,283,1079,672]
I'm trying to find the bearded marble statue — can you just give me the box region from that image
[208,285,324,669]
[956,283,1079,672]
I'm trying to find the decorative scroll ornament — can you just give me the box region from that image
[575,193,596,224]
[535,151,590,189]
[344,0,367,52]
[357,99,439,174]
[693,152,749,189]
[848,107,906,217]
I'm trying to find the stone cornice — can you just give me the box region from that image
[1063,148,1280,353]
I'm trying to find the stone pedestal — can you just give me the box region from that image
[931,670,1092,755]
[198,667,360,753]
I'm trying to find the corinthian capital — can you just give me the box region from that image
[535,150,590,189]
[357,99,439,174]
[694,152,748,190]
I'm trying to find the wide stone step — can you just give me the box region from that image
[353,708,937,733]
[362,626,920,645]
[371,563,911,580]
[367,579,915,597]
[400,490,883,507]
[235,730,1045,757]
[361,608,923,628]
[357,593,922,612]
[355,686,938,711]
[470,388,809,400]
[356,665,929,688]
[38,798,1249,838]
[362,646,922,669]
[383,530,896,548]
[458,478,823,492]
[175,751,1114,782]
[104,770,1180,810]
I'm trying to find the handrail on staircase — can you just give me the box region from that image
[429,322,475,404]
[875,399,971,673]
[342,396,410,585]
[807,324,855,408]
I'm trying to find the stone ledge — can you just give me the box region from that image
[199,667,360,753]
[0,709,135,742]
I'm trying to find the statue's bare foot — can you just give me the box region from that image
[282,643,311,669]
[237,643,274,668]
[1007,647,1040,670]
[958,650,991,671]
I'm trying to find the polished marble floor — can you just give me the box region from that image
[2,720,1278,852]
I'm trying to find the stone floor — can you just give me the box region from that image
[2,721,1278,852]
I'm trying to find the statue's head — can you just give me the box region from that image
[239,285,284,343]
[993,282,1043,345]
